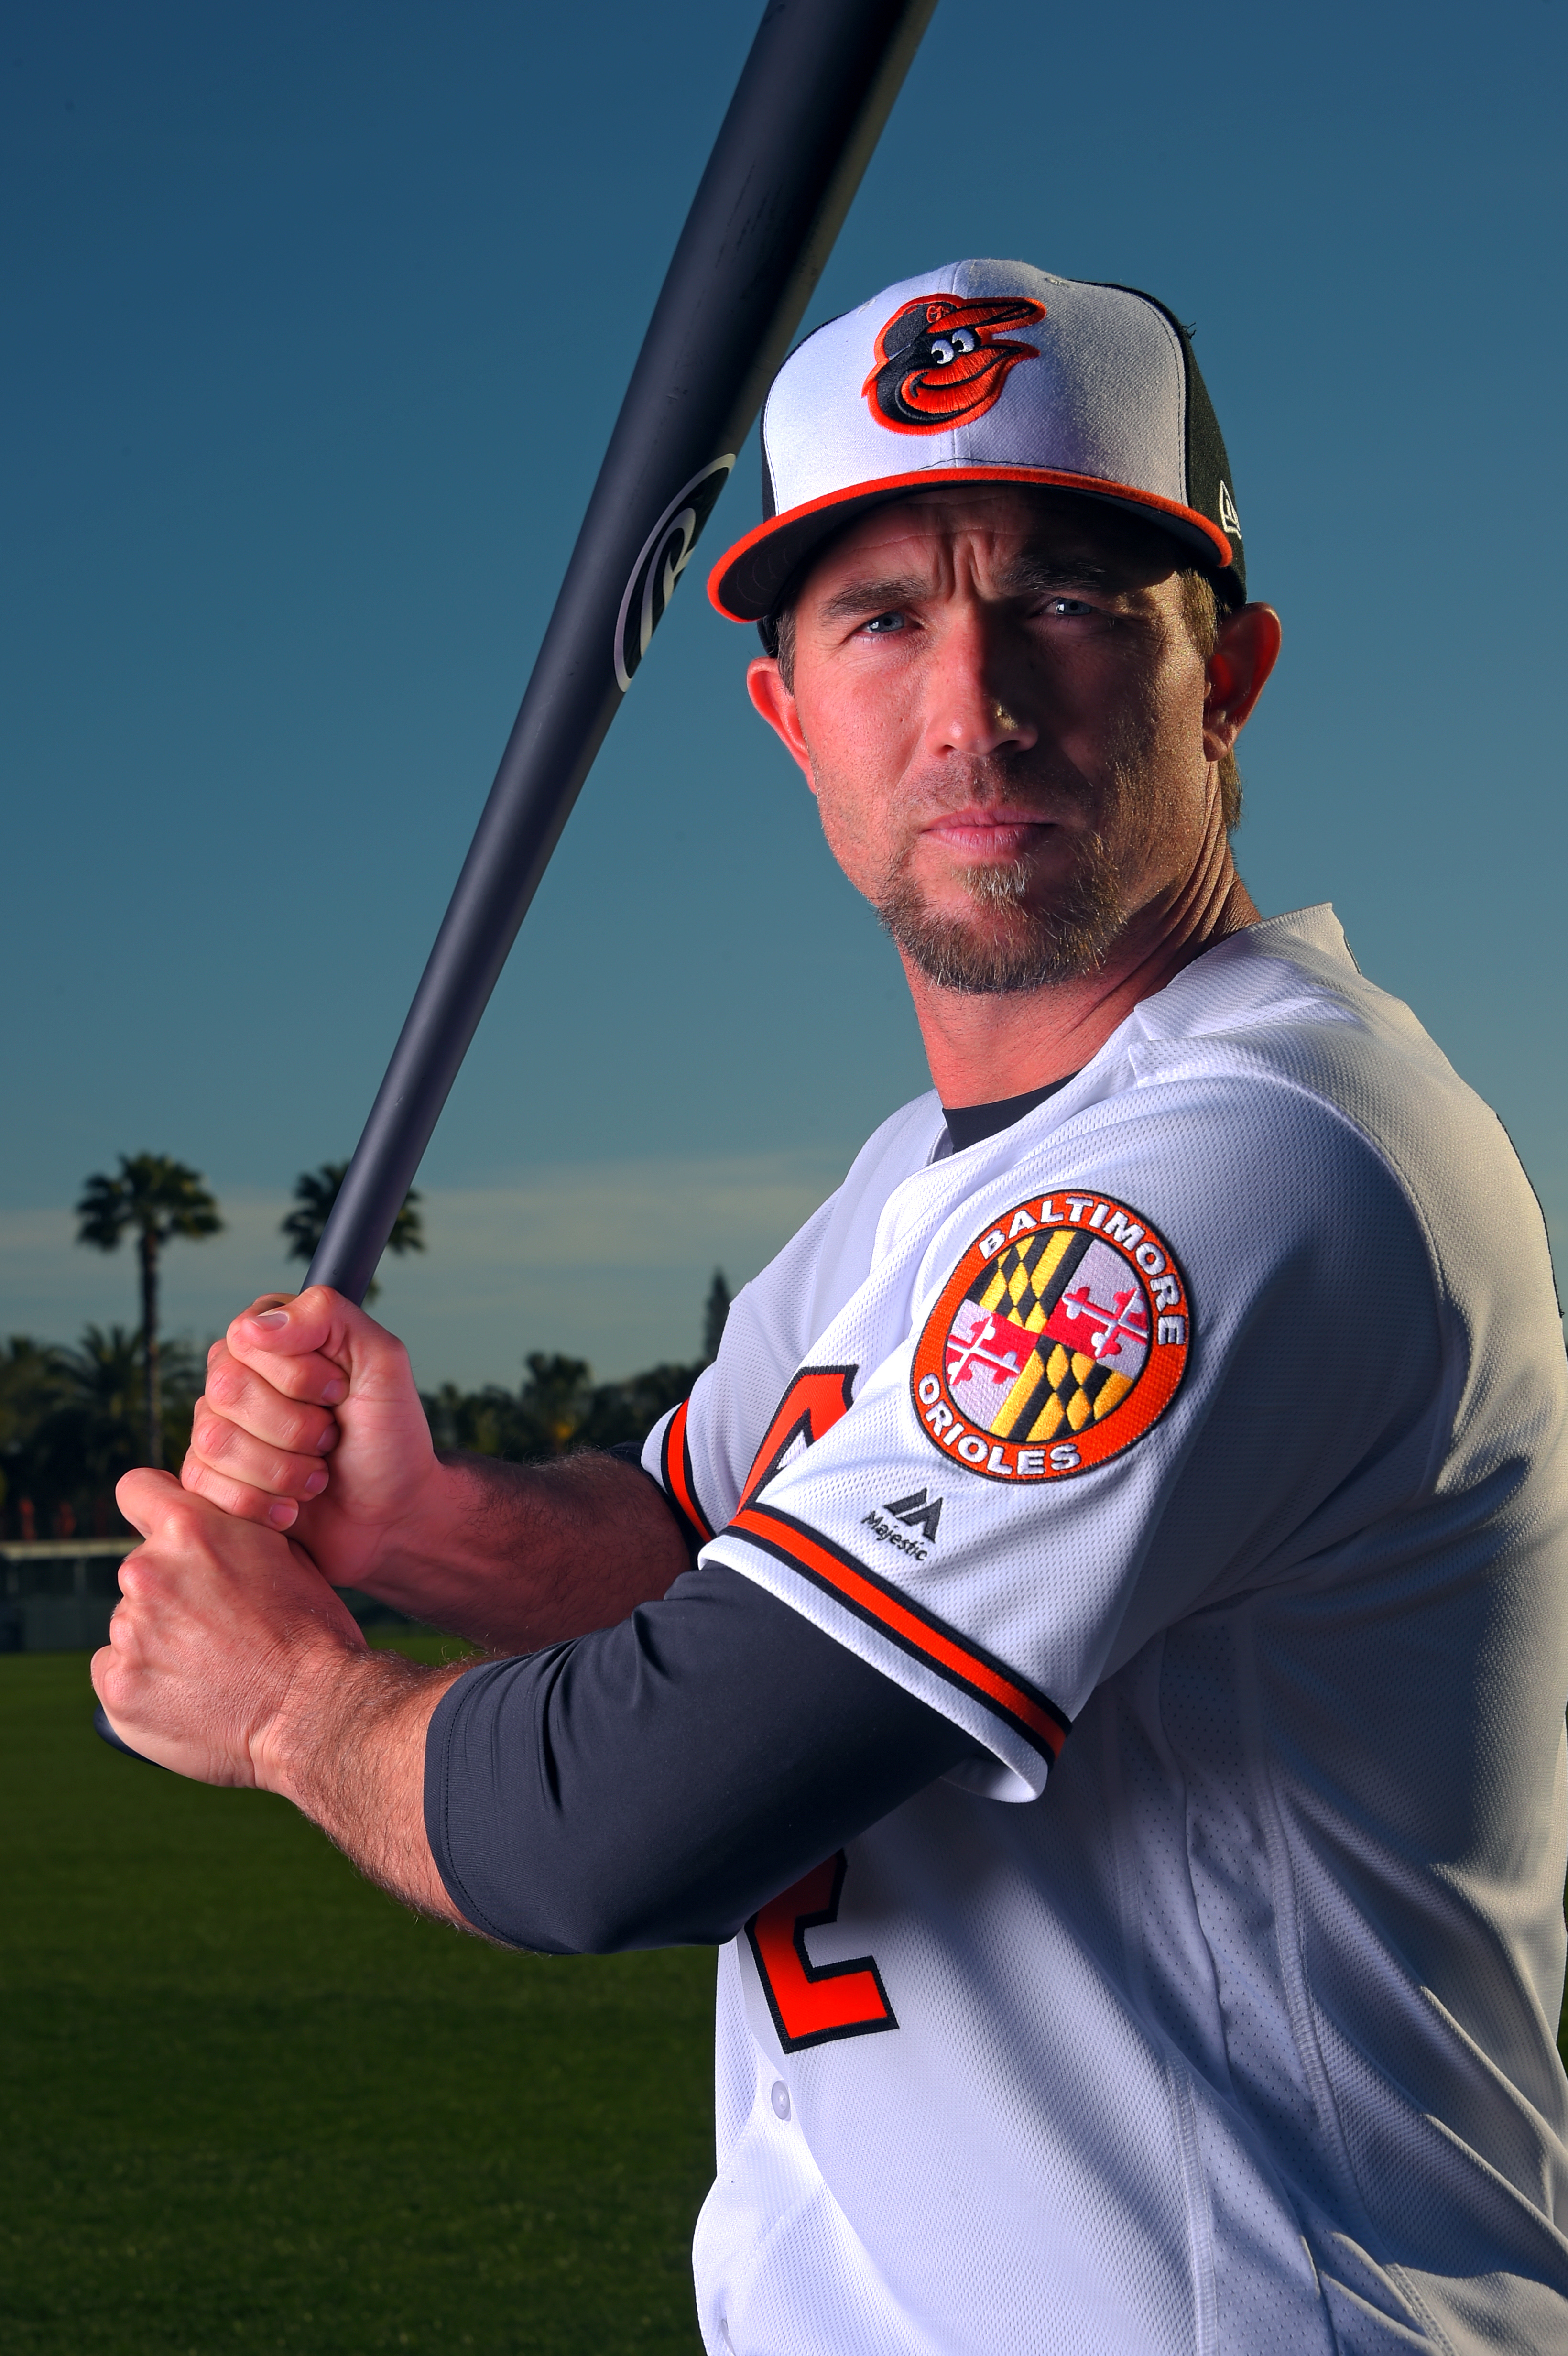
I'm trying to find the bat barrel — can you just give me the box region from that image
[305,0,936,1307]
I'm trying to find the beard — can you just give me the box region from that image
[876,830,1127,994]
[810,684,1174,997]
[871,725,1165,995]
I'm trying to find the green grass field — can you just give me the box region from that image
[5,1646,1565,2356]
[0,1642,714,2355]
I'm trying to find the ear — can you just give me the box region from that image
[1203,604,1282,764]
[747,657,817,791]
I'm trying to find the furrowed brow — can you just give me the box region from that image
[813,556,1132,624]
[815,576,932,624]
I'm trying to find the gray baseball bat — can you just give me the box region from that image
[95,0,938,1759]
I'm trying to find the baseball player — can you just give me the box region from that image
[100,262,1568,2354]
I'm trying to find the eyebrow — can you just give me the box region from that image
[813,553,1131,624]
[998,555,1125,598]
[815,575,931,622]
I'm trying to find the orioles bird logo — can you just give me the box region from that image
[864,293,1046,433]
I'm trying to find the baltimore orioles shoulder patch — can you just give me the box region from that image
[912,1191,1190,1482]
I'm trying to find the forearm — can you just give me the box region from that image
[104,1460,972,1954]
[268,1570,973,1957]
[100,1467,491,1933]
[264,1646,478,1931]
[350,1449,691,1653]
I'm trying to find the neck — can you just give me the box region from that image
[907,836,1260,1106]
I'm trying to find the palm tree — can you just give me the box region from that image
[76,1156,223,1468]
[0,1336,72,1455]
[282,1164,424,1302]
[0,1337,72,1527]
[33,1325,146,1515]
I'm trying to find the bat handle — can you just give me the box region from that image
[92,1701,163,1767]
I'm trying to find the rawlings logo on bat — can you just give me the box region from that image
[863,293,1045,434]
[613,454,736,693]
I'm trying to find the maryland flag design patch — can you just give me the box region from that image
[912,1192,1189,1481]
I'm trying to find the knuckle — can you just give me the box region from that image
[194,1412,236,1462]
[116,1550,151,1599]
[279,1404,318,1450]
[157,1490,200,1539]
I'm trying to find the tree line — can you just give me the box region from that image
[421,1274,730,1466]
[2,1148,729,1540]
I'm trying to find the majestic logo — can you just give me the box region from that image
[911,1192,1190,1482]
[613,454,735,693]
[862,1487,944,1562]
[863,293,1045,434]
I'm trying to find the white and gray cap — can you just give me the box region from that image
[707,258,1245,630]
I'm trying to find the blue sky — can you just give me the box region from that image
[5,0,1564,1387]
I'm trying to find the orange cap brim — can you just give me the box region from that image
[708,466,1234,624]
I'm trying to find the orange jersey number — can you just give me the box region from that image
[739,1365,857,1510]
[745,1852,897,2052]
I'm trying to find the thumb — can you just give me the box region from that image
[117,1466,187,1538]
[227,1285,411,1401]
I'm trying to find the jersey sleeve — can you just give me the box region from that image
[699,1075,1447,1802]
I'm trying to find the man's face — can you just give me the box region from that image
[751,487,1231,994]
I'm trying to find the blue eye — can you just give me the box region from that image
[1047,598,1093,616]
[861,612,905,634]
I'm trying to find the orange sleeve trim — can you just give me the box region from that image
[727,1501,1069,1767]
[660,1398,713,1549]
[708,464,1232,620]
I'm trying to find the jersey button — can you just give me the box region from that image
[770,2080,791,2121]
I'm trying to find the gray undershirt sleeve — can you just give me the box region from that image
[423,1560,979,1952]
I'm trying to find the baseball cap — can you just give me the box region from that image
[708,258,1246,629]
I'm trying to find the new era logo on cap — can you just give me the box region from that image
[708,258,1245,626]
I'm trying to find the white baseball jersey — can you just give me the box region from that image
[643,907,1568,2356]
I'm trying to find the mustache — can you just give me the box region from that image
[898,753,1100,829]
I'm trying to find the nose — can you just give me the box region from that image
[921,606,1038,762]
